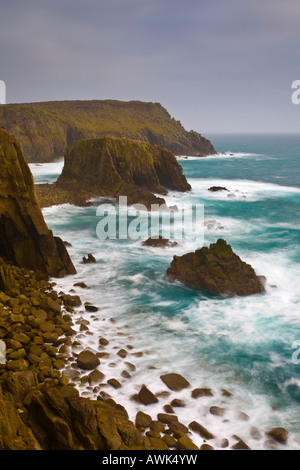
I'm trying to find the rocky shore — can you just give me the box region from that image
[0,257,289,450]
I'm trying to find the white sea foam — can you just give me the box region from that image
[39,157,300,450]
[29,159,64,183]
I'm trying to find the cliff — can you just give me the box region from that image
[0,127,76,277]
[0,100,216,162]
[38,137,191,209]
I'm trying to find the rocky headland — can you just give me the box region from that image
[166,238,266,296]
[0,100,216,163]
[36,137,191,209]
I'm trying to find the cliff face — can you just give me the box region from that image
[0,100,216,162]
[40,137,191,209]
[0,127,76,277]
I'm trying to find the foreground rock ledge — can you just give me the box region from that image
[166,239,265,296]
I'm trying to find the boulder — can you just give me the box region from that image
[160,373,190,391]
[76,350,100,370]
[138,386,159,406]
[266,427,288,444]
[167,238,265,296]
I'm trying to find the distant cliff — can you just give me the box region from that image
[0,100,216,162]
[0,127,76,277]
[37,137,191,209]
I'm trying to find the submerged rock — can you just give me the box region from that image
[142,236,178,248]
[208,186,228,192]
[166,238,265,296]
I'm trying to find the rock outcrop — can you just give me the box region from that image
[0,100,216,163]
[37,137,191,209]
[0,128,76,277]
[166,238,265,296]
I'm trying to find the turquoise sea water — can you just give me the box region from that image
[30,133,300,449]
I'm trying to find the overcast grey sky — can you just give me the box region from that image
[0,0,300,133]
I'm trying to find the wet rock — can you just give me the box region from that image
[167,238,266,296]
[138,385,159,406]
[163,404,175,414]
[82,254,97,264]
[191,387,213,398]
[200,444,214,450]
[135,411,152,429]
[160,373,190,391]
[84,305,99,312]
[231,439,251,450]
[117,349,128,358]
[188,421,214,440]
[88,369,105,385]
[208,186,228,192]
[73,282,88,288]
[170,398,185,407]
[76,350,100,370]
[266,427,288,444]
[157,414,179,425]
[142,236,178,248]
[210,406,225,417]
[176,436,198,450]
[107,378,122,389]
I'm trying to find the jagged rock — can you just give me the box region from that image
[188,421,214,440]
[0,127,76,277]
[82,254,97,264]
[142,236,178,248]
[138,385,159,406]
[167,238,266,296]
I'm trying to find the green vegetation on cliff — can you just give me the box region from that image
[0,100,216,162]
[37,137,191,209]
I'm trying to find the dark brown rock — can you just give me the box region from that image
[167,238,265,296]
[191,387,213,398]
[266,427,289,444]
[142,236,178,248]
[160,373,190,391]
[188,421,214,440]
[76,350,100,370]
[138,385,159,406]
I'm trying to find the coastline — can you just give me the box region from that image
[0,252,293,450]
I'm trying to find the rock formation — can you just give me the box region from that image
[37,137,191,209]
[0,100,216,163]
[0,127,76,277]
[166,238,265,296]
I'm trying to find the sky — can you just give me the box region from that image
[0,0,300,133]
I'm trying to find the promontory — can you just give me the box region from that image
[0,100,216,163]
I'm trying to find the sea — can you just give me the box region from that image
[29,133,300,450]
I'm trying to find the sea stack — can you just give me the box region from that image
[166,238,265,296]
[0,127,76,277]
[52,137,191,209]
